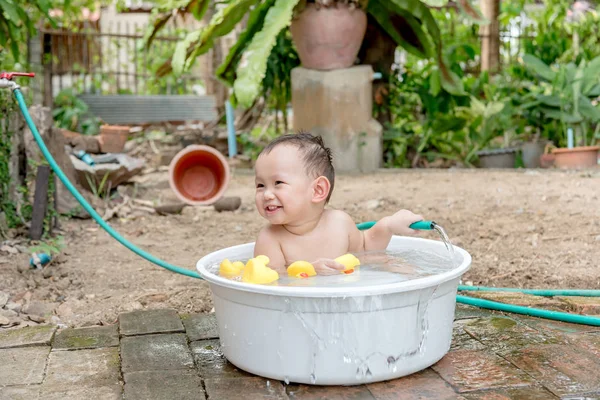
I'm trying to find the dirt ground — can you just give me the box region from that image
[1,167,600,328]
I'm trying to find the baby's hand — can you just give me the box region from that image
[386,209,423,236]
[312,258,346,276]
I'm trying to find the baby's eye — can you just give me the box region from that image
[256,183,264,188]
[275,181,284,185]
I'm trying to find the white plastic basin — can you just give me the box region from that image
[196,236,471,385]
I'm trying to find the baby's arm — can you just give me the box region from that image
[253,227,286,272]
[349,209,423,252]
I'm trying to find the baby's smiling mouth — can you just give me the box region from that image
[265,205,281,213]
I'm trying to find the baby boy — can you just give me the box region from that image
[253,131,423,275]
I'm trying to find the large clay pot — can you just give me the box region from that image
[290,3,367,70]
[552,146,599,169]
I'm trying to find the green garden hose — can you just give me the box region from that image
[15,88,202,279]
[13,87,600,327]
[456,295,600,326]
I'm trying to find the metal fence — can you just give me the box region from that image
[41,23,203,107]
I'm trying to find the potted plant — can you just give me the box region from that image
[456,93,517,168]
[146,0,485,107]
[517,128,549,168]
[521,54,600,168]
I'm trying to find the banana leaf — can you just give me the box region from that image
[367,1,431,59]
[142,0,209,50]
[0,0,20,24]
[383,0,464,95]
[157,0,259,77]
[233,0,300,107]
[216,0,277,86]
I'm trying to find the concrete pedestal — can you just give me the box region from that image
[291,65,383,173]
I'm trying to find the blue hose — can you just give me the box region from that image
[13,88,600,326]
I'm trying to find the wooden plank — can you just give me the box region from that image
[30,165,51,240]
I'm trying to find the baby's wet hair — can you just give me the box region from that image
[260,130,335,203]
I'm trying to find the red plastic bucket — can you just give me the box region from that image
[169,145,230,205]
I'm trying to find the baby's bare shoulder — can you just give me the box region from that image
[323,209,355,228]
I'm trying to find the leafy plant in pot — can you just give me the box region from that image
[457,93,517,168]
[521,54,600,168]
[145,0,485,108]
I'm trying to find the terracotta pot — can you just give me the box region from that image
[98,125,130,153]
[552,146,599,169]
[290,3,367,70]
[169,145,230,206]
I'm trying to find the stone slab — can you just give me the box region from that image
[204,377,287,400]
[40,385,122,400]
[43,347,120,390]
[366,369,461,400]
[432,349,533,392]
[451,320,487,352]
[119,309,184,336]
[515,315,600,335]
[52,325,119,350]
[123,370,205,400]
[121,333,194,373]
[0,346,50,385]
[573,332,600,357]
[555,296,600,316]
[455,304,501,320]
[0,325,56,349]
[287,383,375,399]
[461,386,559,399]
[182,313,219,342]
[0,385,41,400]
[463,317,566,356]
[503,344,600,397]
[191,339,253,378]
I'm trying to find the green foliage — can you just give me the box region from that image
[29,235,65,256]
[237,124,279,161]
[150,0,484,107]
[234,0,299,107]
[520,54,600,147]
[52,88,101,135]
[262,29,300,130]
[0,0,54,61]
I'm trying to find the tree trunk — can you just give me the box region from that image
[357,15,397,126]
[202,3,228,116]
[480,0,500,73]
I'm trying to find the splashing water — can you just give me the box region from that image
[432,223,456,263]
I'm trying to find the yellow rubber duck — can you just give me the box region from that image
[335,253,360,274]
[242,257,279,284]
[287,261,317,278]
[219,259,244,276]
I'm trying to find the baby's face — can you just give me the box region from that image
[254,145,314,225]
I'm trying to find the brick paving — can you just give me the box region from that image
[1,300,600,399]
